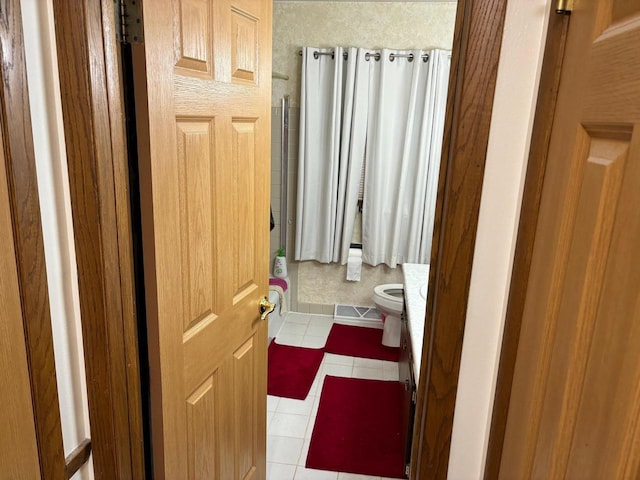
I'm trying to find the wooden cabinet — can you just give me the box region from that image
[399,307,416,477]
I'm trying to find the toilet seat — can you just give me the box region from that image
[372,283,404,315]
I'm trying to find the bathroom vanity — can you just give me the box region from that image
[402,263,430,385]
[400,263,430,474]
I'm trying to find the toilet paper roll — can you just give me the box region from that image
[346,254,362,282]
[347,248,362,258]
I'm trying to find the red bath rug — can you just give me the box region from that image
[306,375,406,478]
[267,341,324,400]
[325,324,399,362]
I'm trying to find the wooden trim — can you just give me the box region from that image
[52,1,145,478]
[0,1,66,478]
[65,439,92,480]
[101,2,147,477]
[410,0,508,477]
[483,8,571,479]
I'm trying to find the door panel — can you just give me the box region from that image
[500,1,640,478]
[136,0,271,478]
[0,127,41,480]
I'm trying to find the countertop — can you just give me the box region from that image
[402,263,430,385]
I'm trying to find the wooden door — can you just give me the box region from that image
[134,0,272,478]
[499,2,640,478]
[0,127,42,479]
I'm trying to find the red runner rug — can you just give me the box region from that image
[306,375,405,478]
[325,324,399,362]
[267,341,324,400]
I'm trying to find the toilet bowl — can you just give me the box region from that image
[372,284,404,348]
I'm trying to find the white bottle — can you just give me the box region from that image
[273,249,287,279]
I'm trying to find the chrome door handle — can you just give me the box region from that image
[259,296,276,321]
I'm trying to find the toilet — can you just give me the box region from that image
[372,284,404,348]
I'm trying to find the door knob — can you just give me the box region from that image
[259,296,276,321]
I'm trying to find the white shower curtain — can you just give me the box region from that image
[295,46,363,263]
[295,46,450,268]
[361,49,451,268]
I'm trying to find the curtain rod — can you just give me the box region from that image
[297,49,430,62]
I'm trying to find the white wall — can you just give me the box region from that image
[21,1,94,478]
[447,0,552,478]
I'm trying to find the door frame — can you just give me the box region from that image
[0,0,65,478]
[53,0,511,478]
[483,5,571,478]
[52,1,146,478]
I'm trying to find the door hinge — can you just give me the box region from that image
[555,0,573,15]
[405,463,411,477]
[412,390,417,404]
[115,0,144,44]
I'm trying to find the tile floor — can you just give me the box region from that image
[267,312,400,480]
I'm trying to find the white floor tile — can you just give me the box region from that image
[267,436,305,464]
[311,395,320,416]
[352,366,385,380]
[305,413,317,439]
[267,395,280,412]
[353,357,384,369]
[287,312,311,325]
[298,439,311,466]
[322,364,353,380]
[294,466,338,480]
[267,411,275,429]
[277,395,316,416]
[338,473,381,480]
[301,335,327,348]
[324,353,354,367]
[308,370,323,396]
[277,333,305,347]
[382,369,399,381]
[305,321,334,337]
[382,361,399,381]
[279,322,309,336]
[269,413,310,438]
[382,361,398,371]
[267,462,297,480]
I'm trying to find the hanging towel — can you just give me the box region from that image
[269,285,288,315]
[269,277,289,292]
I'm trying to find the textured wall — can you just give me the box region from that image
[297,261,404,307]
[272,1,457,106]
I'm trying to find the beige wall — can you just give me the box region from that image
[271,1,456,310]
[272,1,457,106]
[297,261,404,308]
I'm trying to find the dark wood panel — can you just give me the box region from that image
[411,0,508,476]
[483,8,571,479]
[65,439,92,479]
[52,0,144,478]
[100,1,147,478]
[0,1,65,478]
